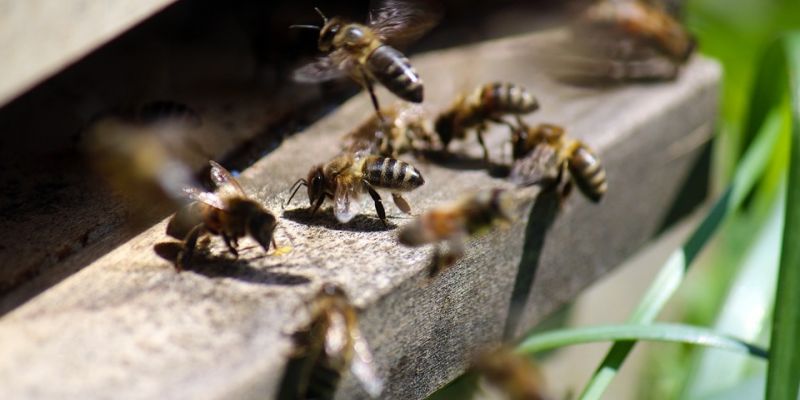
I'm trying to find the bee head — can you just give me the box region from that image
[318,17,342,52]
[306,165,326,213]
[247,210,278,251]
[434,111,457,147]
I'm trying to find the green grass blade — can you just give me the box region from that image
[516,323,768,360]
[766,32,800,400]
[577,105,784,400]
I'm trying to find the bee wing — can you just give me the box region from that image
[183,187,227,210]
[349,326,384,398]
[333,180,362,223]
[509,144,562,187]
[368,0,442,47]
[293,51,354,83]
[208,160,246,199]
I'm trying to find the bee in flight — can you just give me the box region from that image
[342,103,437,157]
[550,0,695,83]
[470,346,550,400]
[398,188,515,278]
[434,82,539,164]
[278,284,383,400]
[509,123,607,203]
[81,101,206,225]
[291,0,441,122]
[166,161,281,271]
[286,152,425,226]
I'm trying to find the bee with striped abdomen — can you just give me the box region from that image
[398,188,514,278]
[510,123,607,202]
[287,152,425,225]
[342,103,436,157]
[435,82,539,164]
[278,284,383,400]
[166,161,280,271]
[292,0,441,122]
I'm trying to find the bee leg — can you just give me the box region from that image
[177,224,206,272]
[391,193,412,214]
[359,67,386,125]
[222,233,239,259]
[476,125,491,165]
[365,184,387,226]
[429,246,443,278]
[271,237,278,250]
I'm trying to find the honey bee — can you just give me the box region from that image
[555,0,695,83]
[434,82,539,163]
[291,0,441,121]
[398,188,514,278]
[81,103,203,217]
[342,103,436,157]
[286,152,425,225]
[509,123,607,203]
[278,283,383,399]
[166,161,279,271]
[471,346,549,400]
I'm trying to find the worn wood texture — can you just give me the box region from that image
[0,0,179,107]
[0,30,719,400]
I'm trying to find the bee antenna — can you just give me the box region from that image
[289,24,321,31]
[314,7,328,25]
[285,178,308,209]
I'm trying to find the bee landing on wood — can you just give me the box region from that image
[398,188,514,278]
[291,0,441,123]
[509,123,607,203]
[434,82,539,164]
[278,284,383,400]
[286,152,425,226]
[549,0,695,84]
[342,103,437,157]
[166,161,280,271]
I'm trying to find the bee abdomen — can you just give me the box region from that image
[364,157,425,191]
[367,45,423,103]
[306,363,342,400]
[481,82,539,115]
[568,145,607,202]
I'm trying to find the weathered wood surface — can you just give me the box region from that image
[0,0,179,107]
[0,30,719,400]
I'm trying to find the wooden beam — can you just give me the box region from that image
[0,30,719,399]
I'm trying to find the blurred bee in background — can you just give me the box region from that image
[398,188,515,278]
[278,283,383,400]
[81,101,206,224]
[286,152,425,226]
[509,123,607,203]
[342,103,437,157]
[548,0,695,83]
[470,346,550,400]
[435,82,539,164]
[291,0,442,122]
[166,161,282,271]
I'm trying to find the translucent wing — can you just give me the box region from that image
[183,187,227,210]
[368,0,442,47]
[333,179,362,223]
[208,160,245,199]
[293,51,353,83]
[509,144,562,187]
[349,326,384,398]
